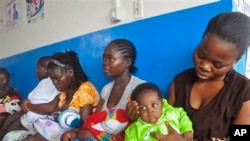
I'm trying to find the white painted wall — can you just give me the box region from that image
[234,0,250,78]
[0,0,218,59]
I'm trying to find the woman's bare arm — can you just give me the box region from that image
[167,81,175,106]
[233,100,250,124]
[25,95,59,114]
[79,104,93,123]
[95,99,104,113]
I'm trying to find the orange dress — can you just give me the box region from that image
[58,81,100,112]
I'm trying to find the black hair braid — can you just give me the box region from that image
[109,38,138,73]
[48,50,88,90]
[65,50,89,86]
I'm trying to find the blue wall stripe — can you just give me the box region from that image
[0,1,234,99]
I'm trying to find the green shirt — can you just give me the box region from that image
[125,99,193,141]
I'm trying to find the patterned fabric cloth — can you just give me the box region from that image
[125,99,193,141]
[74,75,145,141]
[83,108,129,141]
[58,81,100,112]
[34,115,70,141]
[72,138,98,141]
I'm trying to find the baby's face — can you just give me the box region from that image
[137,90,162,124]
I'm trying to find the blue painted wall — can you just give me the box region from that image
[0,1,235,99]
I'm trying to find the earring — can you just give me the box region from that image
[44,69,48,74]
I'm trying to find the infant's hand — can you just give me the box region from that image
[61,130,76,141]
[150,123,185,141]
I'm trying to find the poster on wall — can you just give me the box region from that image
[233,0,250,78]
[26,0,45,23]
[4,0,22,31]
[233,0,250,13]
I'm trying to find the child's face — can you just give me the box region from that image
[137,90,162,124]
[193,33,238,80]
[36,63,47,80]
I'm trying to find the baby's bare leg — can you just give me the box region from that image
[76,129,95,140]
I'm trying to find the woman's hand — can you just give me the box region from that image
[183,131,194,141]
[21,99,31,113]
[150,123,186,141]
[126,97,139,121]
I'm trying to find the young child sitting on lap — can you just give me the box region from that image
[125,82,193,141]
[20,56,59,135]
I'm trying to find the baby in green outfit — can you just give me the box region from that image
[125,82,193,141]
